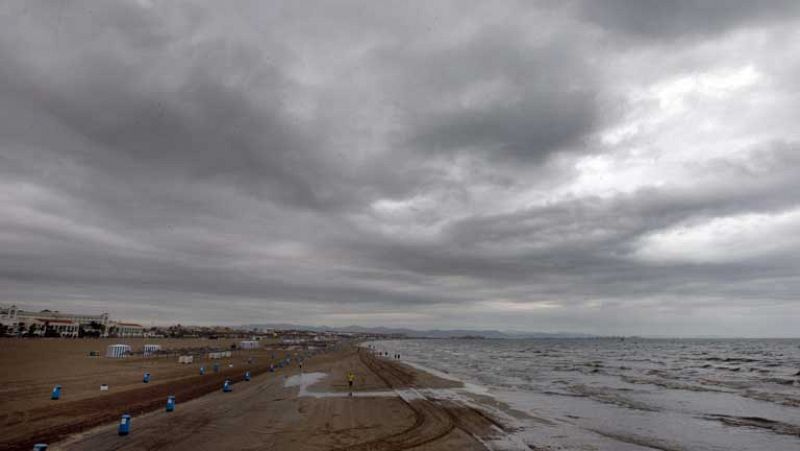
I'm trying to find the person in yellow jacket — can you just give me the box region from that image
[347,371,355,396]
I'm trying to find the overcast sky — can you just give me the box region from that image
[1,1,799,336]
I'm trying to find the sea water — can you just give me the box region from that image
[369,338,800,450]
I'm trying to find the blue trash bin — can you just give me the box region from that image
[223,379,232,392]
[51,385,61,400]
[118,414,131,436]
[33,444,48,450]
[143,373,151,383]
[166,395,176,412]
[244,371,251,381]
[200,366,205,375]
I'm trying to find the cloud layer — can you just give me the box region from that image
[1,0,799,336]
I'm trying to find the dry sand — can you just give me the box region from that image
[1,339,508,450]
[1,337,288,450]
[1,337,278,410]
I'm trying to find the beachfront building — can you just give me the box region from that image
[3,317,80,337]
[37,318,80,337]
[108,321,145,337]
[1,304,147,338]
[1,304,109,337]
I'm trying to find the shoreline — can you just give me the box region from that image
[364,338,800,451]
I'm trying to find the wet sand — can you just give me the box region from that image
[3,341,507,450]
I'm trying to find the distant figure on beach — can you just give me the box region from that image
[347,371,355,396]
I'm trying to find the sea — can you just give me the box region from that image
[368,338,800,451]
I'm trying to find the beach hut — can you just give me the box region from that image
[239,340,259,349]
[106,344,132,358]
[143,344,162,356]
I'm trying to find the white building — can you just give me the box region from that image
[1,304,109,337]
[1,305,147,338]
[108,322,145,337]
[18,318,80,337]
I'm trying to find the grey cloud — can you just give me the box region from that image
[341,142,800,303]
[1,1,799,336]
[1,36,328,212]
[375,24,600,162]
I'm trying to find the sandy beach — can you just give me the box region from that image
[1,339,508,450]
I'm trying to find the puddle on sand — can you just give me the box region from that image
[284,372,327,396]
[285,372,397,398]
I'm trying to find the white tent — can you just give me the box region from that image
[143,344,162,356]
[239,340,259,349]
[178,355,194,364]
[106,344,132,358]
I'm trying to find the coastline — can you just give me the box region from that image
[365,338,800,451]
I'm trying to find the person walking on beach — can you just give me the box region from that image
[347,371,355,396]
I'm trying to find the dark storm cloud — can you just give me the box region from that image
[1,0,799,336]
[380,26,599,161]
[0,15,330,210]
[576,0,800,40]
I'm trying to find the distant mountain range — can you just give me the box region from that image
[240,323,595,339]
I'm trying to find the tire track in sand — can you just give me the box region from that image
[337,350,492,451]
